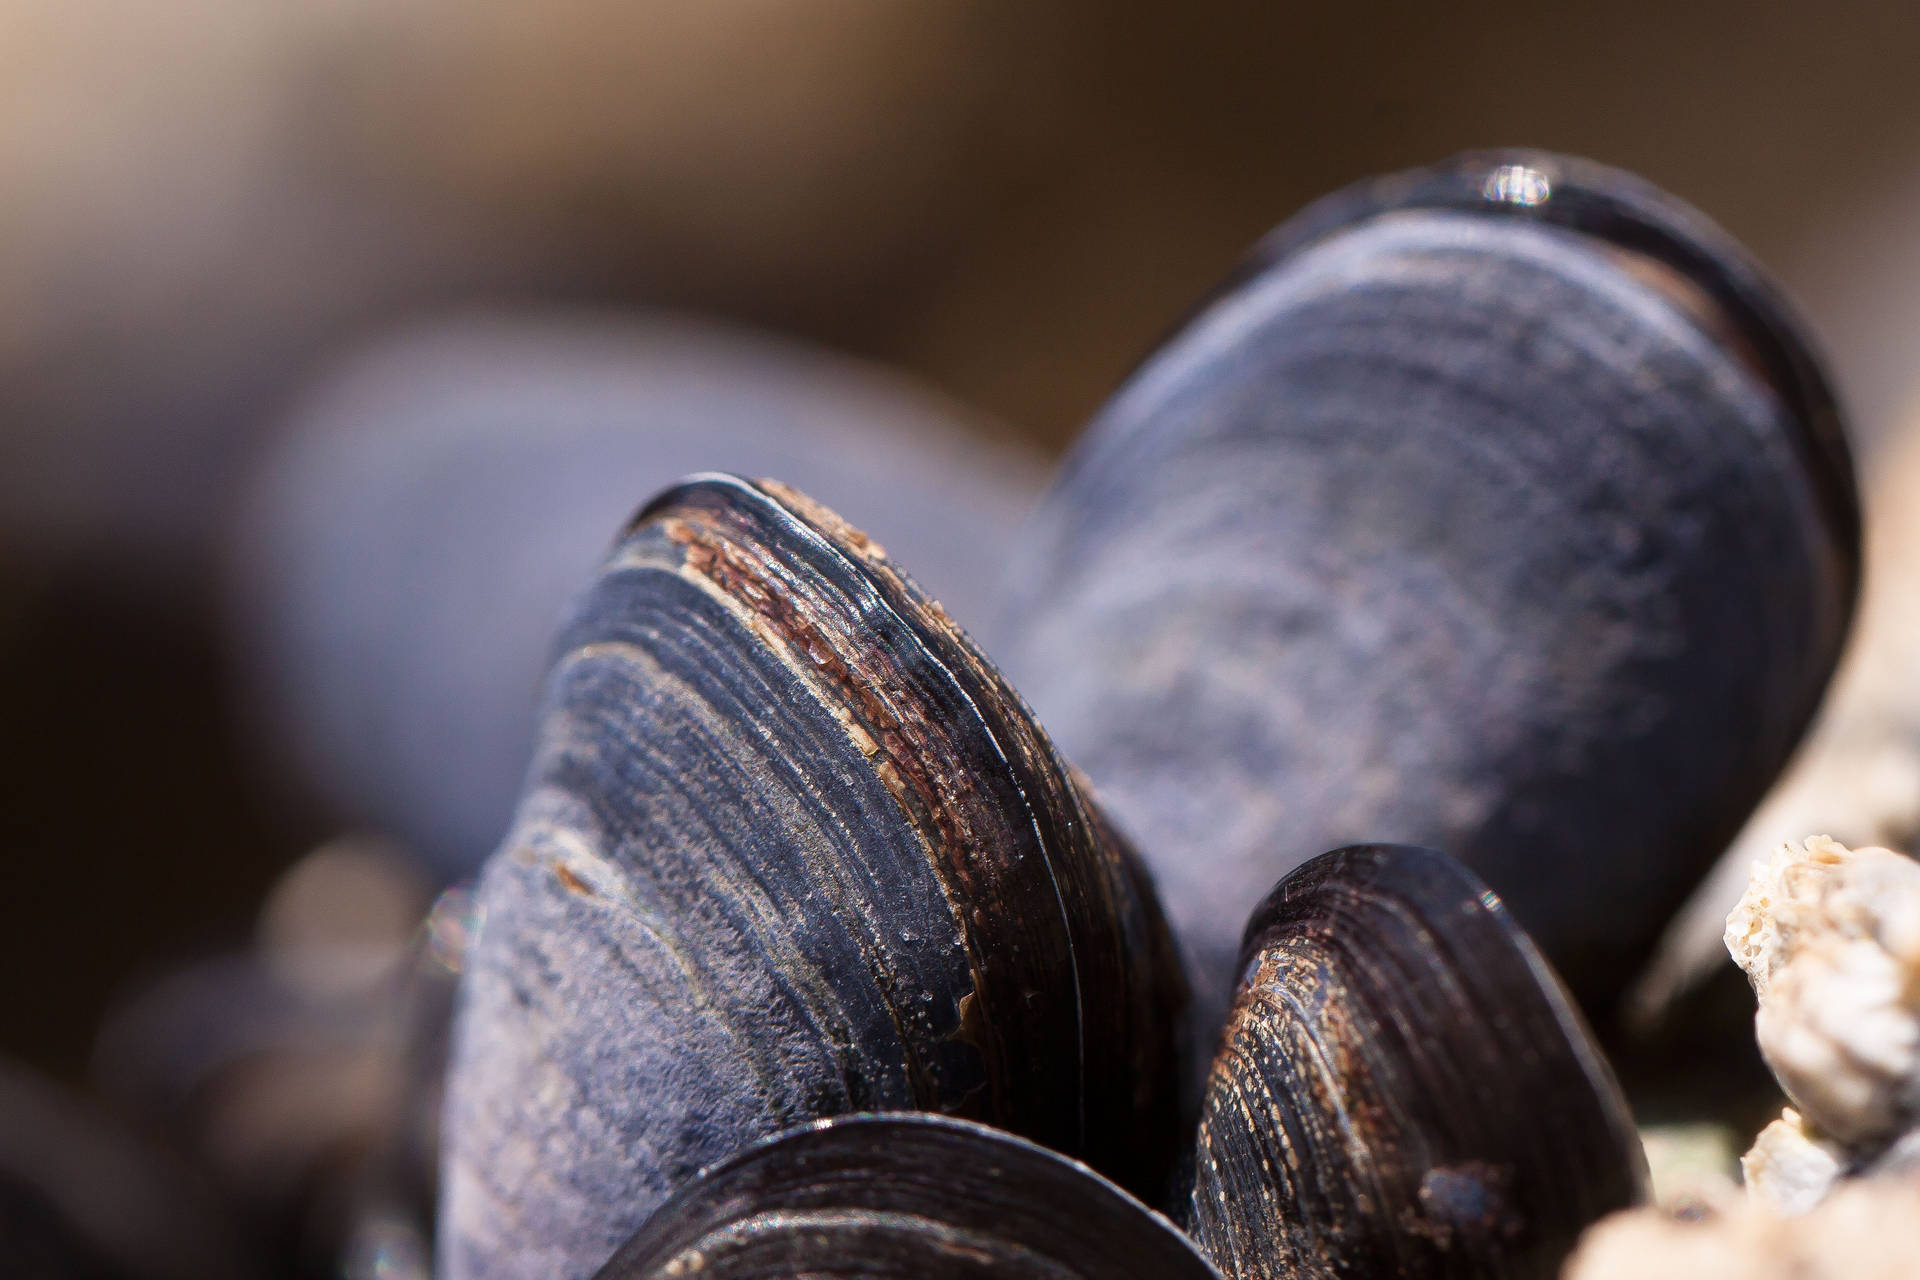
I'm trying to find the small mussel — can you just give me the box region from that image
[440,475,1187,1280]
[595,1113,1224,1280]
[1187,845,1647,1280]
[998,149,1858,1031]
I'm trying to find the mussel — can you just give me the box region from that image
[998,149,1858,1030]
[439,475,1187,1280]
[593,1113,1223,1280]
[1187,844,1647,1279]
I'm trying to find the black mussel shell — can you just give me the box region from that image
[998,148,1857,1033]
[440,475,1188,1280]
[1236,150,1854,551]
[594,1113,1225,1280]
[1187,844,1647,1280]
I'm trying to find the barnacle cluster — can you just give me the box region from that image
[1564,838,1920,1277]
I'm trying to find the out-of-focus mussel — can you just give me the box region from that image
[233,315,1044,882]
[439,475,1187,1280]
[594,1113,1224,1280]
[1187,844,1647,1279]
[998,150,1858,1033]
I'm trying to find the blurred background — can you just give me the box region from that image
[7,1,1920,1274]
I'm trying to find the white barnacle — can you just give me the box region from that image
[1725,837,1920,1169]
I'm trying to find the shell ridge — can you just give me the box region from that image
[735,478,1092,1157]
[608,518,971,1107]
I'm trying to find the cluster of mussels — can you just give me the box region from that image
[438,151,1858,1280]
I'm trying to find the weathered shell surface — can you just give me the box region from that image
[1187,844,1647,1280]
[439,475,1187,1280]
[595,1113,1225,1280]
[999,150,1857,1031]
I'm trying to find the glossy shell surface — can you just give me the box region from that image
[998,149,1857,1030]
[1188,844,1647,1280]
[596,1113,1224,1280]
[439,475,1187,1280]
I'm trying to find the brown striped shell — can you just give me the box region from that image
[438,475,1188,1280]
[1186,844,1647,1280]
